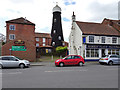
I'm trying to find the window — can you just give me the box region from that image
[9,25,15,30]
[54,19,56,22]
[110,55,118,58]
[108,49,120,55]
[53,30,56,34]
[43,43,45,46]
[36,43,39,47]
[112,37,117,43]
[89,36,94,42]
[43,38,45,42]
[58,36,61,40]
[36,38,39,41]
[9,34,15,40]
[52,42,55,46]
[86,49,99,57]
[74,56,81,59]
[101,37,105,43]
[63,42,65,46]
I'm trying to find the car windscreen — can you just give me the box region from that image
[15,57,23,60]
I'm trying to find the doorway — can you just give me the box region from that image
[102,49,105,57]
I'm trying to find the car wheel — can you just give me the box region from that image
[59,62,64,67]
[108,61,113,66]
[19,64,25,69]
[79,62,83,66]
[0,64,3,69]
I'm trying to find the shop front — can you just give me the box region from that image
[85,44,120,61]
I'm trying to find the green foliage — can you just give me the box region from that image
[56,46,68,54]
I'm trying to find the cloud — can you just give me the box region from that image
[86,1,118,22]
[62,17,70,22]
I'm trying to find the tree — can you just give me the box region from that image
[56,46,68,57]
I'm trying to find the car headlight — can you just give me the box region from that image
[25,61,29,63]
[56,60,60,62]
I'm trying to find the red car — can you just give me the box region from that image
[55,55,85,67]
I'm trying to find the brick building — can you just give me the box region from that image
[2,17,68,61]
[35,33,68,57]
[2,17,36,62]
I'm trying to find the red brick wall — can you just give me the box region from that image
[2,23,36,62]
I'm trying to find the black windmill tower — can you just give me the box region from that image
[51,3,64,48]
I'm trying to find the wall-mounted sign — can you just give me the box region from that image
[12,46,26,51]
[86,45,120,49]
[14,40,25,44]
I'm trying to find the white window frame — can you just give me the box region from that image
[9,25,15,30]
[9,34,15,40]
[112,37,117,43]
[43,38,45,42]
[36,38,39,41]
[89,36,94,43]
[101,37,105,43]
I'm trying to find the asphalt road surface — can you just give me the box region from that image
[1,62,119,88]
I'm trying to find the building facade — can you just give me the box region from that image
[2,17,68,61]
[2,17,36,62]
[69,13,120,61]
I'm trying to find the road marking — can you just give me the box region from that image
[0,72,22,75]
[44,69,88,72]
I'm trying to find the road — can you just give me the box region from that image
[1,62,119,88]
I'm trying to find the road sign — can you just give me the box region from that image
[12,46,26,51]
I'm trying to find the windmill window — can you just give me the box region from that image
[54,19,56,22]
[53,30,56,34]
[52,42,55,46]
[58,36,61,40]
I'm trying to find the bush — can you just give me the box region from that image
[56,46,68,56]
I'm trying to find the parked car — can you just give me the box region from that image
[99,55,120,65]
[55,55,85,67]
[0,56,30,69]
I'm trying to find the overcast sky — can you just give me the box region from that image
[0,0,119,42]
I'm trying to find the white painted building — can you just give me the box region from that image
[69,12,120,61]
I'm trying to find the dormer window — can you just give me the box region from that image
[58,36,61,40]
[9,25,15,30]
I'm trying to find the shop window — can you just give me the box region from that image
[108,49,120,55]
[86,49,99,57]
[112,37,117,43]
[101,37,105,43]
[89,36,94,43]
[86,49,90,57]
[9,25,15,30]
[9,34,15,40]
[36,38,39,41]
